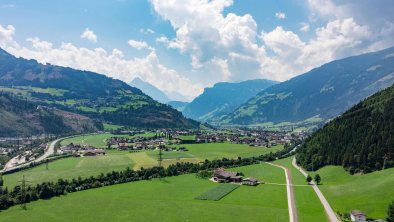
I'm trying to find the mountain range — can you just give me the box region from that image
[0,48,199,136]
[221,46,394,127]
[182,79,278,122]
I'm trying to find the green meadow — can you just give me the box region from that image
[274,157,328,222]
[308,165,394,219]
[4,138,283,188]
[1,163,289,222]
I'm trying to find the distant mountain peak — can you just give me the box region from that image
[129,77,171,103]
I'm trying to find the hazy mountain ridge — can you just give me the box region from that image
[129,77,171,103]
[222,47,394,125]
[182,79,278,122]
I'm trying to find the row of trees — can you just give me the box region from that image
[0,145,292,211]
[306,174,321,185]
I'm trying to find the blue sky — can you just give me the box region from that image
[0,0,393,101]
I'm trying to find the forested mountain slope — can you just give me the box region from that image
[296,84,394,173]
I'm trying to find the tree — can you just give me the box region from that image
[306,175,312,184]
[387,200,394,222]
[314,174,321,185]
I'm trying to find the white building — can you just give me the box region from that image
[350,210,366,222]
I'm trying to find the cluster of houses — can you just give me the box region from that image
[58,143,105,157]
[211,168,260,186]
[192,130,306,147]
[107,136,182,151]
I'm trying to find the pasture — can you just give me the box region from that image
[308,164,394,219]
[1,163,289,222]
[4,140,282,188]
[274,157,328,222]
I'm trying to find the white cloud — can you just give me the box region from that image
[150,0,267,83]
[0,24,201,100]
[275,12,286,19]
[140,28,155,34]
[127,39,153,50]
[0,24,19,49]
[299,22,310,32]
[80,28,97,43]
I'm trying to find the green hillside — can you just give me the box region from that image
[223,47,394,126]
[0,93,101,136]
[0,48,198,132]
[297,84,394,173]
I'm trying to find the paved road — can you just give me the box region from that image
[1,138,61,174]
[266,162,299,222]
[292,157,340,222]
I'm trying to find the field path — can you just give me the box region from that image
[266,162,298,222]
[292,157,340,222]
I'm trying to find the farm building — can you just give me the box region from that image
[212,168,243,183]
[350,210,366,222]
[82,149,106,157]
[242,178,259,186]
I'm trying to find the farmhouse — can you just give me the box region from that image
[82,149,106,157]
[212,168,243,183]
[242,178,259,186]
[350,210,366,222]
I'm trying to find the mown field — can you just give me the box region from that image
[1,163,289,222]
[274,157,328,222]
[4,135,282,188]
[307,164,394,219]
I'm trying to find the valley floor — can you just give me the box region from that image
[1,164,290,222]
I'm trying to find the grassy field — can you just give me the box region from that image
[195,183,239,201]
[274,157,328,222]
[4,141,282,188]
[307,165,394,219]
[1,163,289,222]
[103,123,123,130]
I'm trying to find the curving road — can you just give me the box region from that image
[266,162,298,222]
[1,138,61,174]
[292,157,340,222]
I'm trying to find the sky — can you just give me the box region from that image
[0,0,394,101]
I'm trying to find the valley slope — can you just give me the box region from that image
[183,79,277,122]
[0,48,198,134]
[222,47,394,126]
[296,84,394,173]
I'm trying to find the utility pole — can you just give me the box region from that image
[158,148,163,167]
[46,158,49,170]
[19,175,29,210]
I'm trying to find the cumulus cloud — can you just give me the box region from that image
[128,39,153,50]
[299,22,310,32]
[275,12,286,19]
[80,28,97,43]
[150,0,267,84]
[0,24,201,100]
[140,28,155,34]
[0,24,19,48]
